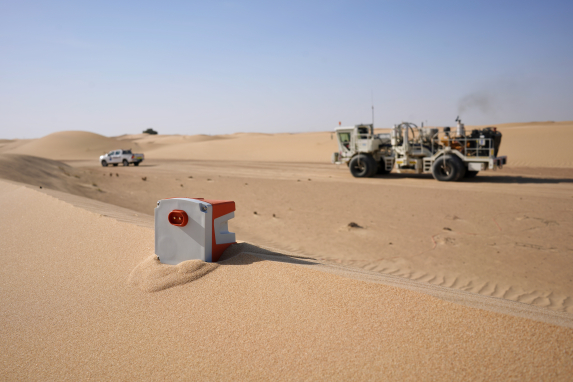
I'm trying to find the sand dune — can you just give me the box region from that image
[7,131,142,160]
[1,179,572,380]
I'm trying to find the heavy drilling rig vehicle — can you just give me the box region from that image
[331,118,507,181]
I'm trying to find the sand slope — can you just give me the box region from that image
[0,154,92,195]
[1,179,572,381]
[141,132,337,162]
[2,153,572,315]
[0,138,34,154]
[115,133,230,152]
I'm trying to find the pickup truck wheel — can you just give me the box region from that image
[349,155,376,178]
[101,160,108,167]
[134,162,139,166]
[432,155,464,182]
[123,159,129,166]
[464,170,479,178]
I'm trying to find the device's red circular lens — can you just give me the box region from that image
[168,210,188,227]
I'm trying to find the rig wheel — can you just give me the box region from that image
[349,155,377,178]
[432,155,465,182]
[101,160,108,167]
[123,159,129,166]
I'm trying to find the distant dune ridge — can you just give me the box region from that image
[1,121,572,166]
[3,130,143,160]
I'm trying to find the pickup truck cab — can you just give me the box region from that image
[100,149,144,167]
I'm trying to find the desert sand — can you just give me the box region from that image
[1,121,573,379]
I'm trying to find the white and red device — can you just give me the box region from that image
[155,198,236,264]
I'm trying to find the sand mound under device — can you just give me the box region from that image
[155,198,236,264]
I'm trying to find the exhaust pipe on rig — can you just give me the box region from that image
[455,116,466,137]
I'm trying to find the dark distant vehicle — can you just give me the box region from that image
[143,128,158,135]
[100,149,144,167]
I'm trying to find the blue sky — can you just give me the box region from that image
[1,0,572,138]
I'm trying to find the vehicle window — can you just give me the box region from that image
[338,133,351,143]
[115,151,121,155]
[108,151,114,155]
[123,150,132,154]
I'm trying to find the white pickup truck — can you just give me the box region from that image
[100,149,144,167]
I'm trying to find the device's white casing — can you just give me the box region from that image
[155,198,235,265]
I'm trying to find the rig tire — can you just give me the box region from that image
[432,155,465,182]
[134,162,140,166]
[123,159,129,166]
[101,160,108,167]
[350,155,377,178]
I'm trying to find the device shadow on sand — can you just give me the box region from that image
[219,242,319,266]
